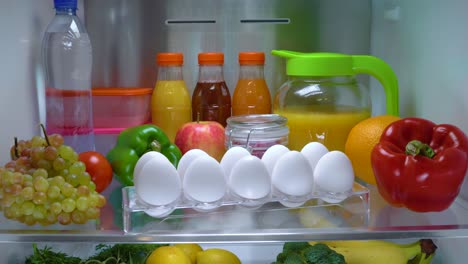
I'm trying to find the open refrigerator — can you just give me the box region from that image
[1,0,468,263]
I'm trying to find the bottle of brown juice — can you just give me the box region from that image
[192,52,231,127]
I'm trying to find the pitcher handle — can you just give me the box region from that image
[352,55,399,116]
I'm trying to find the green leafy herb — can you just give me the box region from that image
[25,243,166,264]
[25,243,82,264]
[85,244,164,264]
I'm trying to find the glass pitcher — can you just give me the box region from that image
[271,50,399,152]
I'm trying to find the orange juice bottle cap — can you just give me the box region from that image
[239,52,265,65]
[157,53,183,66]
[198,52,224,65]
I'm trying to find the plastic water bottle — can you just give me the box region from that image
[42,0,95,153]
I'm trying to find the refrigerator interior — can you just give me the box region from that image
[0,0,468,262]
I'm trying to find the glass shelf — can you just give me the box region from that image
[0,180,468,243]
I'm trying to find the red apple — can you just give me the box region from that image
[174,121,226,161]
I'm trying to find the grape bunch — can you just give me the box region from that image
[0,132,106,226]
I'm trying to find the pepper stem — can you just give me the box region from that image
[150,140,162,152]
[405,140,435,158]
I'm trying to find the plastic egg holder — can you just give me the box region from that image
[123,144,369,232]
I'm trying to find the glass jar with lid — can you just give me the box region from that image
[225,114,289,158]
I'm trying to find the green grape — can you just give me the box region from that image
[24,214,37,225]
[21,201,35,215]
[69,161,86,175]
[3,207,14,219]
[36,159,52,171]
[21,187,34,200]
[33,176,49,192]
[60,182,74,197]
[66,174,80,187]
[58,145,75,161]
[78,172,91,186]
[32,192,47,205]
[86,207,100,220]
[15,196,25,204]
[76,197,89,212]
[23,174,33,182]
[2,170,14,186]
[49,175,65,187]
[47,185,61,199]
[44,146,58,161]
[88,193,99,207]
[11,203,22,219]
[48,134,64,148]
[62,198,76,213]
[1,194,15,208]
[77,185,90,197]
[50,201,62,215]
[96,194,106,208]
[33,168,48,178]
[71,210,87,224]
[88,181,96,192]
[12,172,24,185]
[60,169,70,176]
[52,157,66,171]
[31,136,46,147]
[58,212,71,225]
[69,152,79,162]
[32,206,46,220]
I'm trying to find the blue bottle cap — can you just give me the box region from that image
[54,0,77,9]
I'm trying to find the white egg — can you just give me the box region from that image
[261,144,290,176]
[301,142,329,171]
[177,149,210,181]
[230,156,271,200]
[134,153,182,206]
[183,156,227,203]
[220,146,251,182]
[133,151,161,182]
[271,151,314,197]
[314,150,355,203]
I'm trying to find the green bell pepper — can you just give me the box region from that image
[106,124,182,186]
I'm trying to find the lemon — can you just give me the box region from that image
[146,246,191,264]
[344,115,400,185]
[197,248,241,264]
[174,243,203,264]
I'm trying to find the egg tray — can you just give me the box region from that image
[121,182,370,233]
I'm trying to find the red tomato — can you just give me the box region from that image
[79,151,113,193]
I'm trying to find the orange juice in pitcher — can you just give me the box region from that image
[272,50,399,151]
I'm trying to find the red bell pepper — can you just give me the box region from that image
[371,117,468,212]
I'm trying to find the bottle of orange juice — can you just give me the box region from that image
[232,52,271,116]
[152,53,191,142]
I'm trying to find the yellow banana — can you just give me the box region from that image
[309,240,422,264]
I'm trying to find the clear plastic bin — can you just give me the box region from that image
[92,88,152,128]
[122,182,370,233]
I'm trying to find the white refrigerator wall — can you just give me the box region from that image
[0,0,467,262]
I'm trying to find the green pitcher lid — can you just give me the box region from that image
[271,49,400,116]
[271,50,355,76]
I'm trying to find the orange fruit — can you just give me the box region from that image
[344,115,400,185]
